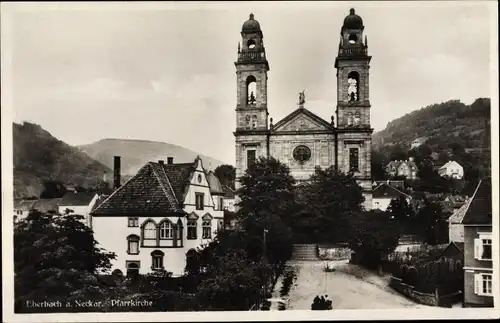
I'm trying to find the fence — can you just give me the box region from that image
[389,276,462,307]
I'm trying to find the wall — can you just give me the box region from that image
[389,276,438,306]
[318,246,352,260]
[464,226,492,269]
[449,223,464,243]
[372,197,391,212]
[463,269,494,307]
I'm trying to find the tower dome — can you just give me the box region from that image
[242,13,261,32]
[343,8,363,29]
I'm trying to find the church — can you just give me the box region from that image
[234,8,373,210]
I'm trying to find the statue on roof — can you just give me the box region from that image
[298,90,306,105]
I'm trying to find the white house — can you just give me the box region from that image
[58,192,99,228]
[14,199,37,222]
[438,160,464,179]
[372,182,411,212]
[91,156,224,277]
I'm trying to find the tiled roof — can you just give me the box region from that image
[206,171,225,195]
[59,192,97,206]
[372,183,410,199]
[223,185,235,199]
[32,198,62,213]
[14,199,38,211]
[448,198,472,224]
[162,162,196,201]
[91,162,185,216]
[461,177,492,225]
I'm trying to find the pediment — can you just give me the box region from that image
[271,108,333,133]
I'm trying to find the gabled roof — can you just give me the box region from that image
[32,198,62,213]
[59,192,97,206]
[205,171,225,195]
[461,177,492,225]
[162,162,196,202]
[372,183,410,199]
[14,199,38,211]
[91,162,185,216]
[271,107,334,132]
[448,198,472,224]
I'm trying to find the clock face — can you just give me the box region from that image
[293,145,312,163]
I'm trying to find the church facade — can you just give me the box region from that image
[234,9,373,210]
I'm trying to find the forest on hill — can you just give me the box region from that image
[13,122,111,198]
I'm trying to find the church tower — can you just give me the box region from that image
[234,13,270,191]
[335,8,373,209]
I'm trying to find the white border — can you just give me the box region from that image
[2,1,499,321]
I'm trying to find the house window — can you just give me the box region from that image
[187,219,197,239]
[159,221,173,239]
[219,197,224,210]
[128,217,139,227]
[349,148,359,172]
[151,250,164,270]
[126,261,140,278]
[202,216,212,239]
[475,273,493,296]
[143,220,157,240]
[127,235,140,255]
[247,149,256,168]
[195,193,204,210]
[474,234,493,260]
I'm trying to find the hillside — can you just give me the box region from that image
[373,98,491,151]
[78,139,226,175]
[13,122,111,198]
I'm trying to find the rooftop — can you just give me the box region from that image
[461,177,492,225]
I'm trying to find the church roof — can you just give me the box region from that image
[343,8,364,30]
[271,107,334,133]
[242,13,261,32]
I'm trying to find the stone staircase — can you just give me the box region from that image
[291,244,319,261]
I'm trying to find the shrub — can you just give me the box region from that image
[324,262,336,272]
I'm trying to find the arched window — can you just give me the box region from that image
[202,214,213,239]
[187,213,198,240]
[159,221,173,239]
[151,250,165,270]
[246,75,257,105]
[126,261,140,278]
[127,234,140,255]
[347,71,360,102]
[354,112,361,126]
[347,112,354,126]
[142,220,157,240]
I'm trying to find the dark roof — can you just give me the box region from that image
[14,199,38,211]
[59,192,97,206]
[372,183,410,199]
[91,162,185,216]
[242,13,261,32]
[441,242,464,258]
[343,8,363,29]
[223,185,235,199]
[206,171,225,195]
[162,162,196,201]
[32,198,62,213]
[461,177,492,225]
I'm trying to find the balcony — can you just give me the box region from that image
[338,46,368,57]
[237,51,267,63]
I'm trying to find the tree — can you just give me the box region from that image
[371,150,389,180]
[297,166,364,243]
[387,195,414,225]
[237,156,295,264]
[40,180,67,198]
[389,144,408,161]
[349,210,401,273]
[14,210,116,312]
[214,164,236,190]
[412,200,449,245]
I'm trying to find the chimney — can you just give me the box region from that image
[113,156,121,190]
[158,160,164,166]
[167,157,174,165]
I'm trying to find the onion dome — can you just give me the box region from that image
[343,8,363,29]
[242,13,261,32]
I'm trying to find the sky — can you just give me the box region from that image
[3,1,494,165]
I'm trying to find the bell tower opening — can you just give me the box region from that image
[246,75,257,105]
[347,71,359,102]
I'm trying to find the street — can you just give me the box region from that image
[285,260,429,310]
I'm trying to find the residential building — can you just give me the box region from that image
[372,182,411,212]
[32,198,62,214]
[410,137,427,150]
[385,157,418,180]
[440,241,464,263]
[438,160,464,179]
[90,156,224,277]
[13,199,37,222]
[461,177,493,307]
[58,191,99,228]
[233,9,373,211]
[448,198,472,243]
